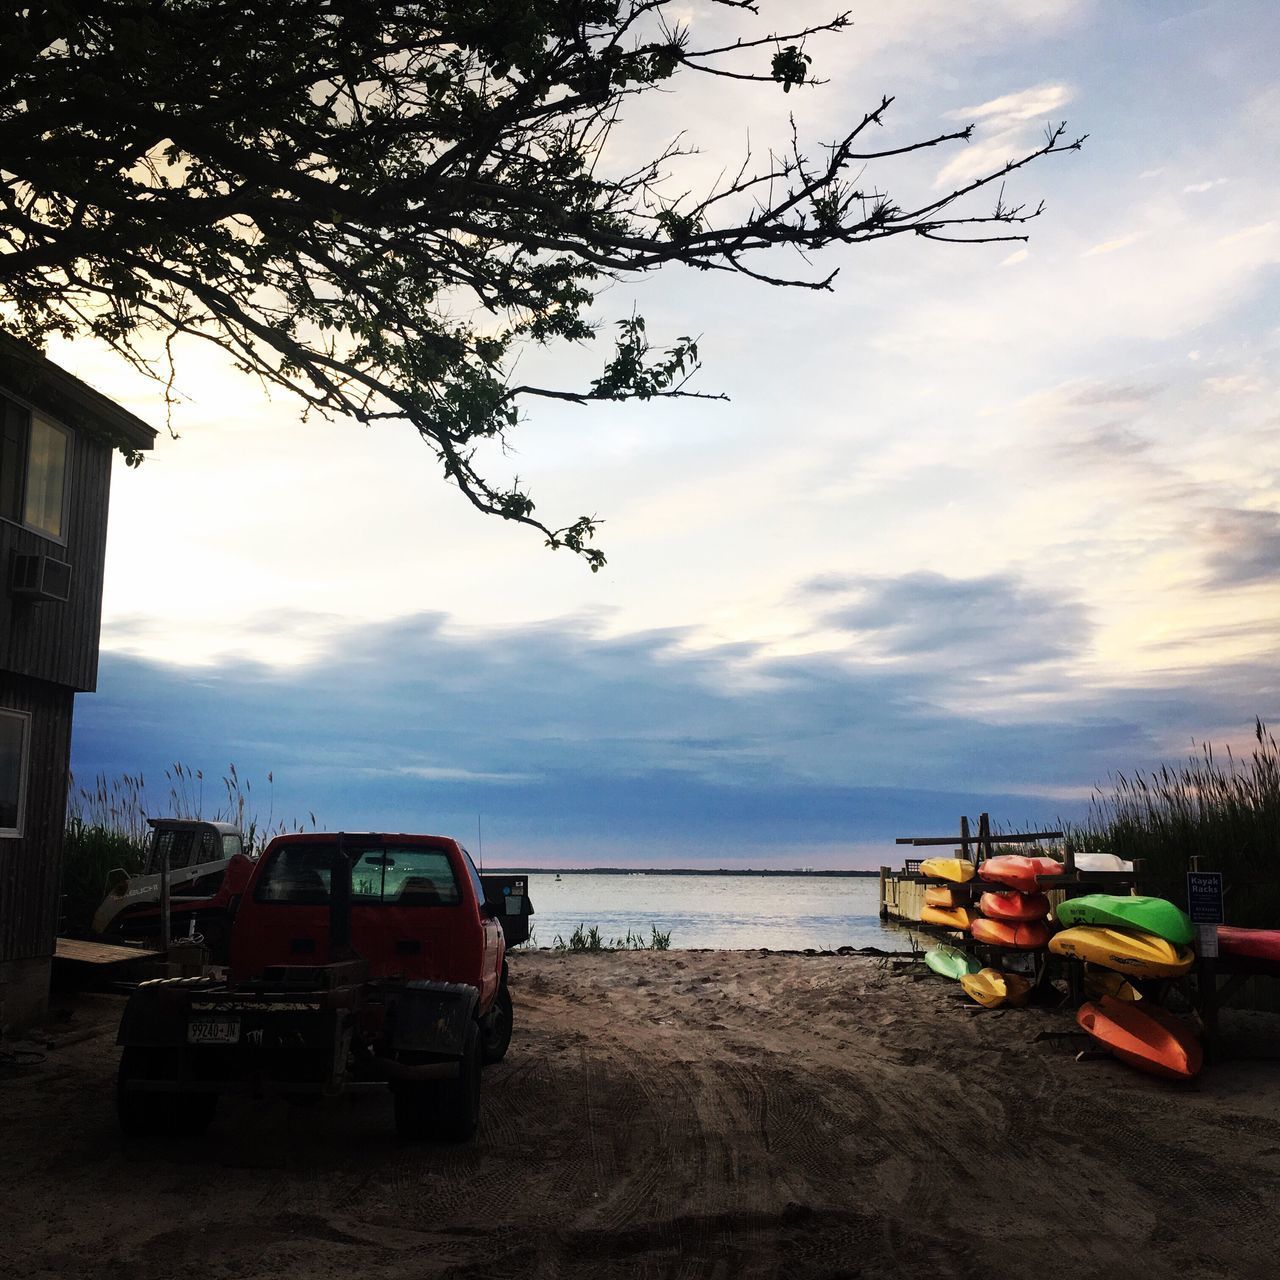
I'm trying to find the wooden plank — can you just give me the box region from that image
[54,936,156,965]
[896,830,1063,847]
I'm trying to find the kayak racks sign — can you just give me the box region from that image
[1187,870,1224,958]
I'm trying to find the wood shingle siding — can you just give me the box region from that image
[0,672,73,961]
[0,430,112,692]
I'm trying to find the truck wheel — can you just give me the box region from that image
[480,983,513,1065]
[117,1049,218,1137]
[434,1019,482,1143]
[117,1049,170,1137]
[392,1082,435,1141]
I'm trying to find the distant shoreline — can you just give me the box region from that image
[481,867,882,877]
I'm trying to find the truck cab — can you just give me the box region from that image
[231,832,505,1011]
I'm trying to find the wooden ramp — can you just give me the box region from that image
[54,937,156,967]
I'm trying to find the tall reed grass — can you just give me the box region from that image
[60,763,317,933]
[1067,719,1280,926]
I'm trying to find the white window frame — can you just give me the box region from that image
[0,709,31,839]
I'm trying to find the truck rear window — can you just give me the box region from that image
[255,844,461,906]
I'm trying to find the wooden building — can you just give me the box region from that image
[0,335,155,1029]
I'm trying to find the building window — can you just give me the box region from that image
[0,710,30,837]
[0,394,71,541]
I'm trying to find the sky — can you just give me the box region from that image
[59,1,1280,868]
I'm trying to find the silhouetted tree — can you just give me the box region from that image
[0,2,1082,566]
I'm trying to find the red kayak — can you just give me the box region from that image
[978,855,1065,894]
[971,917,1051,950]
[1217,927,1280,966]
[979,890,1051,923]
[1076,995,1202,1081]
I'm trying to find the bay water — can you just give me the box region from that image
[518,872,918,951]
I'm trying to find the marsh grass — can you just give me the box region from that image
[553,923,673,952]
[60,762,318,933]
[1067,719,1280,926]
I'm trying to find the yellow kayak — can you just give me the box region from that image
[1049,926,1194,978]
[1083,966,1142,1003]
[920,904,975,931]
[919,857,976,884]
[960,968,1032,1009]
[924,885,966,909]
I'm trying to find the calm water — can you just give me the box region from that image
[519,873,916,951]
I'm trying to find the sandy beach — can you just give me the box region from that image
[3,950,1279,1280]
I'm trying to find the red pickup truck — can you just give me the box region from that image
[116,832,512,1142]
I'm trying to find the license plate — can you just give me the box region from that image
[187,1018,240,1044]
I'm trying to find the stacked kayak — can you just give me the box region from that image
[1212,927,1280,966]
[924,885,967,910]
[1083,966,1142,1003]
[969,857,1056,950]
[925,945,981,981]
[921,904,976,931]
[972,917,1052,949]
[961,967,1032,1009]
[919,857,975,884]
[979,890,1051,922]
[1077,995,1202,1081]
[1049,925,1193,978]
[978,854,1065,893]
[1055,895,1193,946]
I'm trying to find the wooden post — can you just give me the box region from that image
[879,866,889,920]
[960,815,971,863]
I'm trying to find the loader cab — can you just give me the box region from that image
[144,819,244,876]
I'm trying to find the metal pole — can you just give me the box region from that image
[159,842,171,952]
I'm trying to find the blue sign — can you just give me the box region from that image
[1186,871,1224,925]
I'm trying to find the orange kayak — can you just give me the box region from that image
[920,904,975,931]
[924,885,967,909]
[978,891,1051,922]
[971,917,1051,950]
[1076,995,1202,1080]
[978,855,1065,894]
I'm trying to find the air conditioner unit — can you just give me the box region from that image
[9,552,72,602]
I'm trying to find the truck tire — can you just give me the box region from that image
[392,1081,435,1141]
[480,983,513,1065]
[434,1019,482,1142]
[117,1049,171,1137]
[117,1049,218,1137]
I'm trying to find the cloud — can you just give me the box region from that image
[818,572,1090,671]
[1184,178,1228,194]
[934,83,1073,189]
[1082,233,1142,258]
[1202,509,1280,589]
[71,594,1280,864]
[949,85,1074,124]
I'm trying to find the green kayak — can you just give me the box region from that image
[1054,894,1194,946]
[924,945,981,980]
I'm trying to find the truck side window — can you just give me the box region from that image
[460,849,486,908]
